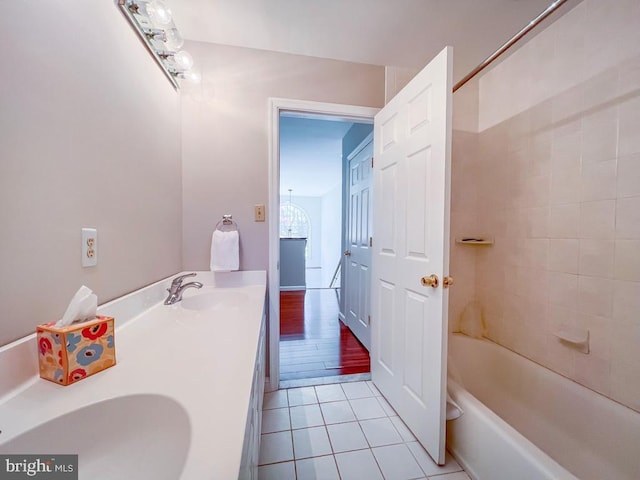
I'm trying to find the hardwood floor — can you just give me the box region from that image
[279,289,370,381]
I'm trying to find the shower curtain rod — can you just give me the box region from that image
[453,0,569,92]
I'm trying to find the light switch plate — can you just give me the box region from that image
[82,228,97,267]
[255,204,265,222]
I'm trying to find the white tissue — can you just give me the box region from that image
[55,285,98,328]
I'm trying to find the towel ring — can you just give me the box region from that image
[215,214,238,232]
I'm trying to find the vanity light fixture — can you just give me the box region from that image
[118,0,195,89]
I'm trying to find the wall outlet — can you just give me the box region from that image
[255,204,265,222]
[82,228,97,267]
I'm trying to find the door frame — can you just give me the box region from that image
[267,98,379,392]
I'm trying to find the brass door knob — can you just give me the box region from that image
[443,276,454,288]
[344,250,352,256]
[421,274,439,288]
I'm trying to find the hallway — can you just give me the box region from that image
[279,289,370,382]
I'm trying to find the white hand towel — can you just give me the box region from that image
[210,230,239,271]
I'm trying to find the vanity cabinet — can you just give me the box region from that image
[0,271,269,480]
[238,310,266,480]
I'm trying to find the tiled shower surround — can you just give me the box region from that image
[449,0,640,412]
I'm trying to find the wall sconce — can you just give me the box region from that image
[118,0,195,88]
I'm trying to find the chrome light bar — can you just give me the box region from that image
[118,0,195,89]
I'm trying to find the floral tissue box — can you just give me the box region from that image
[37,315,116,386]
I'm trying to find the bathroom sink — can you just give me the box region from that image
[180,289,250,311]
[1,394,191,480]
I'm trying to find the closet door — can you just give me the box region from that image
[345,137,373,350]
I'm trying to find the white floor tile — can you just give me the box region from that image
[288,386,319,406]
[320,400,356,424]
[315,384,347,403]
[259,431,294,465]
[326,421,369,453]
[292,426,332,459]
[349,397,387,420]
[390,416,417,442]
[429,473,471,480]
[257,461,296,480]
[406,443,462,476]
[290,404,325,429]
[359,417,404,447]
[261,407,291,433]
[296,455,340,480]
[335,449,384,480]
[376,395,398,416]
[372,444,424,480]
[366,380,383,396]
[341,381,374,399]
[281,362,326,374]
[263,390,289,410]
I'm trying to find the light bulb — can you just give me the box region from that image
[147,1,172,26]
[174,50,194,70]
[182,71,201,82]
[164,28,184,50]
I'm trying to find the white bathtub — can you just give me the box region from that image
[446,333,640,480]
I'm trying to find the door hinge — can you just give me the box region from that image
[368,315,371,325]
[369,237,373,247]
[371,157,374,168]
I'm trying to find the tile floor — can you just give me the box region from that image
[259,381,471,480]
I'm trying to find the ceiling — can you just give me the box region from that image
[170,0,557,83]
[279,116,367,197]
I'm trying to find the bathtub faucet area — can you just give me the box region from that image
[164,273,203,305]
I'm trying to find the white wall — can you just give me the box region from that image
[0,1,182,345]
[478,0,640,131]
[321,184,343,286]
[180,41,385,272]
[281,195,322,268]
[384,66,420,104]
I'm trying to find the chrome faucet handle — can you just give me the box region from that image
[171,272,197,286]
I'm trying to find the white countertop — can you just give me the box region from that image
[0,270,267,480]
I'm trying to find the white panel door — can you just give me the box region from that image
[345,138,373,350]
[371,46,453,465]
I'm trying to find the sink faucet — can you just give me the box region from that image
[164,273,203,305]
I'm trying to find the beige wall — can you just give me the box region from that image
[180,41,385,271]
[384,66,420,104]
[448,78,480,333]
[456,0,640,411]
[0,1,182,345]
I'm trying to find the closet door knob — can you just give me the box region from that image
[344,250,352,256]
[443,276,454,288]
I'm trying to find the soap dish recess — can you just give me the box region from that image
[554,328,589,354]
[455,236,494,245]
